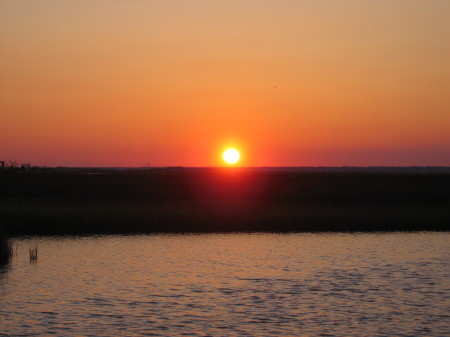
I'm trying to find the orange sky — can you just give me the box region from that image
[1,1,449,166]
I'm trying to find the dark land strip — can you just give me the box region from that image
[1,167,449,235]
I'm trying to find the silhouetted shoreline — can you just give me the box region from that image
[1,167,449,235]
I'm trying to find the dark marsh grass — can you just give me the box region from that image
[0,231,13,264]
[1,167,449,235]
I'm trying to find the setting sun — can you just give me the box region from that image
[223,148,240,165]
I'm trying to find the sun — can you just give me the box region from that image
[223,148,240,164]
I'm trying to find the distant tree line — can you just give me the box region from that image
[0,160,47,173]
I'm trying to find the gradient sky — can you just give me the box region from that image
[1,0,449,166]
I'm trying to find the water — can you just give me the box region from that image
[1,233,449,336]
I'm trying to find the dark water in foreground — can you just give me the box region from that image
[1,233,449,336]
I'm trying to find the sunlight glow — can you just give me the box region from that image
[223,148,240,164]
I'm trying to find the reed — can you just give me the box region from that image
[29,245,38,261]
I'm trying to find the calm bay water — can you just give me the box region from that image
[1,233,449,336]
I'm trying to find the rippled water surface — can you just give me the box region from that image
[1,233,449,336]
